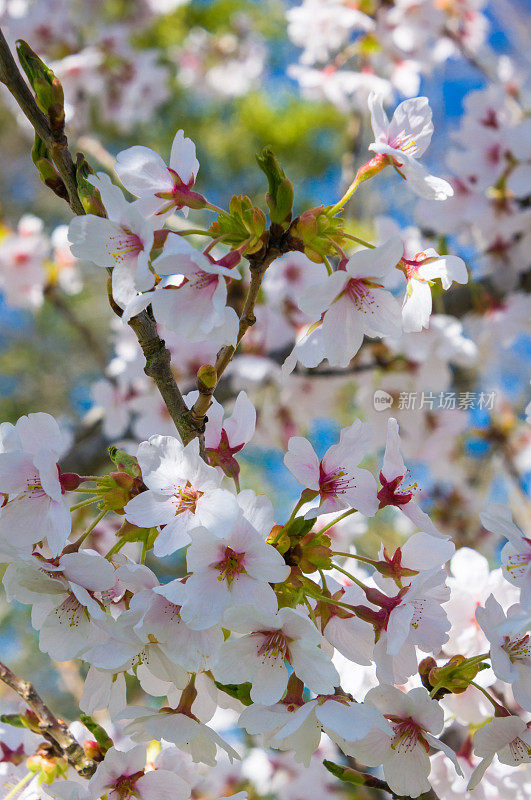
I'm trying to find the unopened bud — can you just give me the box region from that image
[59,472,81,492]
[197,364,217,391]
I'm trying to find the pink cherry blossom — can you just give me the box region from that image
[284,419,378,517]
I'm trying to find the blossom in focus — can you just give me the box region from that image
[401,249,468,332]
[115,129,202,217]
[214,605,339,704]
[88,745,190,800]
[349,685,462,798]
[68,173,158,308]
[181,516,290,629]
[284,419,378,517]
[468,716,531,789]
[368,93,454,200]
[124,433,240,557]
[285,237,403,370]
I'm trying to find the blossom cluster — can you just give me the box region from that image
[0,7,529,800]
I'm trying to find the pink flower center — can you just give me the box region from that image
[257,629,291,660]
[173,481,203,515]
[188,269,218,291]
[387,716,426,753]
[215,546,246,584]
[319,463,356,498]
[111,770,145,799]
[24,473,46,499]
[341,277,378,311]
[388,129,419,155]
[111,229,144,263]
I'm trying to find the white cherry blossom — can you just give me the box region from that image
[285,237,403,370]
[214,606,339,704]
[284,419,378,517]
[68,173,158,308]
[378,417,443,537]
[115,129,201,217]
[349,685,462,798]
[124,433,239,556]
[368,93,454,200]
[180,516,290,630]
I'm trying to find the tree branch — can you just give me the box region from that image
[0,28,84,215]
[0,661,96,778]
[188,235,290,428]
[0,28,201,447]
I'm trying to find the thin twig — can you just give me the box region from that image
[0,661,96,777]
[0,29,201,448]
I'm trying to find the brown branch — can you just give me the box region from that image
[188,236,290,428]
[0,28,84,215]
[0,661,96,778]
[0,28,201,448]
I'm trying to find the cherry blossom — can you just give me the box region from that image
[368,94,454,200]
[401,249,468,332]
[180,516,290,629]
[0,412,72,556]
[115,129,202,217]
[124,433,239,556]
[214,606,339,704]
[468,716,531,790]
[476,594,531,711]
[283,419,378,517]
[3,551,115,661]
[68,173,158,308]
[88,745,190,800]
[349,685,462,798]
[480,504,531,609]
[378,417,443,537]
[285,237,403,370]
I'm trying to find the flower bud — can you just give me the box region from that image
[59,472,81,492]
[16,40,65,131]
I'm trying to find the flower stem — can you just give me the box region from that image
[332,563,367,590]
[317,508,357,536]
[4,771,33,800]
[70,496,98,512]
[71,508,107,549]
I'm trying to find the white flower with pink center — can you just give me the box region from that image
[2,551,115,661]
[123,234,239,346]
[239,693,391,767]
[368,93,454,200]
[476,594,531,712]
[283,419,378,517]
[401,248,468,332]
[0,412,72,556]
[88,745,190,800]
[378,417,443,537]
[214,606,339,704]
[184,390,256,487]
[115,129,202,218]
[68,173,158,309]
[124,433,239,557]
[468,716,531,790]
[284,237,403,371]
[180,516,290,630]
[349,685,462,798]
[480,504,531,610]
